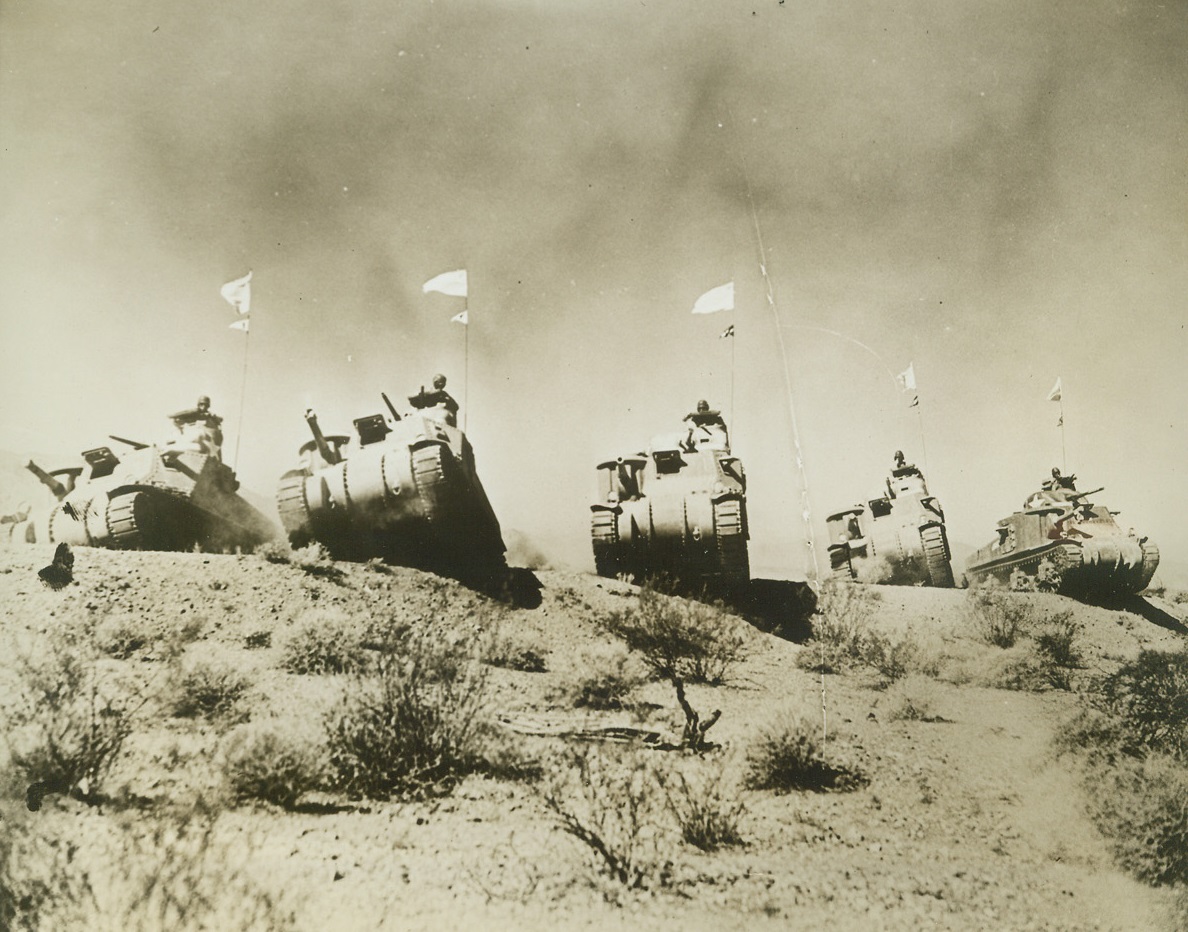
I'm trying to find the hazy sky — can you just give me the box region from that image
[2,1,1185,580]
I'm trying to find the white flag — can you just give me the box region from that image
[691,281,734,314]
[423,269,468,297]
[229,318,249,332]
[451,310,469,325]
[220,271,252,315]
[896,363,916,392]
[1047,377,1062,402]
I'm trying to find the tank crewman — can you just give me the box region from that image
[894,450,906,469]
[1041,467,1077,500]
[409,374,460,427]
[169,395,224,459]
[683,399,729,451]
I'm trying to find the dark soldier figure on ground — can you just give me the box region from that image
[409,374,459,427]
[683,399,729,451]
[169,395,224,460]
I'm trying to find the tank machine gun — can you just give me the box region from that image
[966,474,1159,600]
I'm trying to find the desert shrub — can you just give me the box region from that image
[92,613,152,659]
[744,714,866,794]
[540,747,673,890]
[254,539,293,564]
[796,581,876,674]
[1087,755,1188,886]
[166,659,250,722]
[659,758,746,852]
[863,631,926,684]
[1,630,139,805]
[602,587,748,685]
[221,722,326,809]
[566,645,648,710]
[1092,649,1188,761]
[483,630,548,673]
[965,586,1035,648]
[280,611,368,676]
[325,625,490,799]
[244,631,272,650]
[883,675,943,722]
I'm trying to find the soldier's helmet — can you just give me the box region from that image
[197,395,211,409]
[1052,467,1062,479]
[696,399,709,413]
[432,374,447,390]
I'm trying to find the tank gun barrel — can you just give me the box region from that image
[304,409,342,465]
[25,460,67,500]
[109,434,149,450]
[1068,486,1104,502]
[381,393,402,423]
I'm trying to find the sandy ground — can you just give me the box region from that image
[1,543,1185,931]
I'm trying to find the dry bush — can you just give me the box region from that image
[658,757,746,852]
[565,645,648,711]
[539,746,674,891]
[1093,648,1188,761]
[882,675,944,722]
[280,609,369,676]
[744,713,866,794]
[325,624,492,800]
[220,721,326,809]
[1,629,140,806]
[483,629,548,673]
[603,587,748,686]
[1087,754,1188,887]
[166,658,250,723]
[253,538,293,564]
[964,586,1036,648]
[796,581,876,674]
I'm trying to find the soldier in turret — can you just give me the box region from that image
[409,374,459,427]
[683,399,729,451]
[170,395,224,459]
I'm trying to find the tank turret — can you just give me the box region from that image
[965,470,1158,601]
[825,454,954,587]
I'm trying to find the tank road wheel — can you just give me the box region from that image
[713,498,749,584]
[276,473,314,547]
[591,510,622,579]
[920,525,955,588]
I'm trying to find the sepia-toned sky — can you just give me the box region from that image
[2,1,1185,580]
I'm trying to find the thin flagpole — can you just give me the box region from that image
[915,398,929,476]
[1059,396,1066,472]
[233,328,250,471]
[463,293,469,433]
[729,326,736,430]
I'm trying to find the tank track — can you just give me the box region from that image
[276,472,313,546]
[1138,541,1161,592]
[591,510,621,578]
[412,444,450,527]
[829,546,857,581]
[920,524,954,588]
[971,544,1083,593]
[713,498,749,583]
[106,492,142,549]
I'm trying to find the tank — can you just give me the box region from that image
[825,454,954,587]
[276,388,506,582]
[7,413,276,552]
[965,470,1159,601]
[590,406,749,591]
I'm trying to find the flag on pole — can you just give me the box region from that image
[220,271,252,315]
[720,324,735,339]
[451,311,469,325]
[1047,377,1062,402]
[422,269,468,297]
[692,281,734,314]
[229,318,249,332]
[896,363,916,393]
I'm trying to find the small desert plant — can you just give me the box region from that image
[280,610,369,676]
[659,759,746,851]
[603,587,747,685]
[540,747,673,890]
[965,586,1036,648]
[483,630,548,673]
[325,625,491,800]
[254,538,293,564]
[1092,649,1188,761]
[92,613,152,659]
[862,631,928,684]
[566,645,648,710]
[1086,754,1188,886]
[166,658,250,722]
[744,714,865,794]
[220,722,326,809]
[1,630,140,805]
[796,581,876,674]
[882,675,943,722]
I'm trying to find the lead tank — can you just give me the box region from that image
[826,453,954,587]
[7,405,275,552]
[590,405,749,591]
[276,387,506,582]
[965,470,1159,601]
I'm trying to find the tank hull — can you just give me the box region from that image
[8,447,275,553]
[591,443,749,591]
[966,498,1159,601]
[278,413,505,580]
